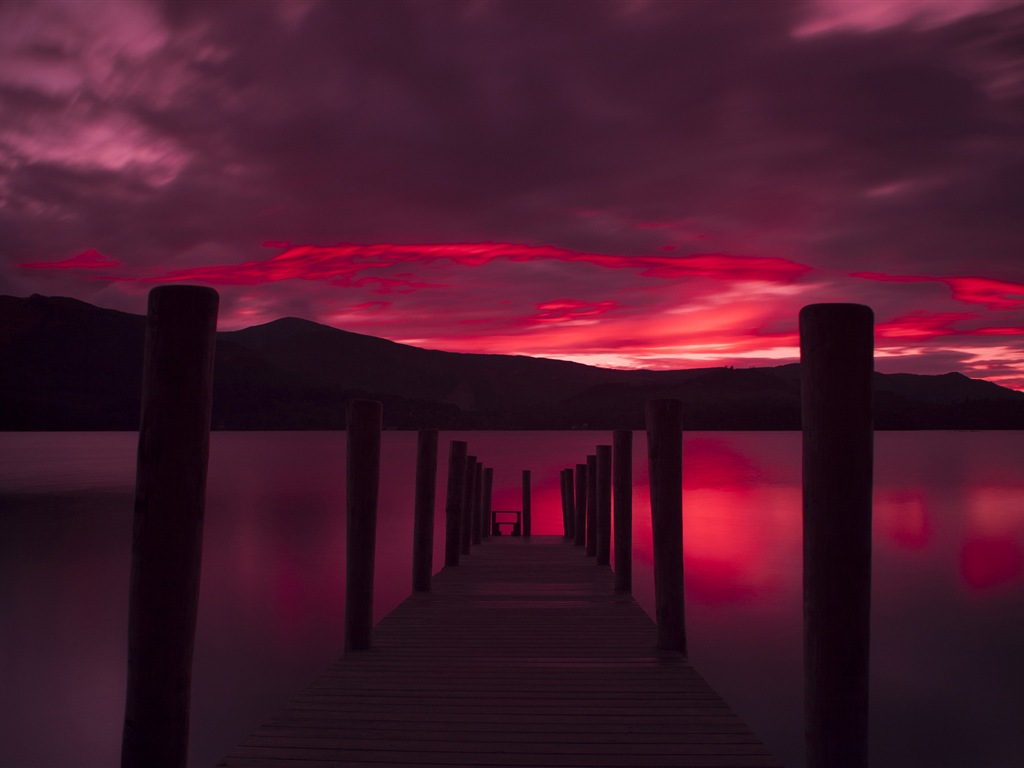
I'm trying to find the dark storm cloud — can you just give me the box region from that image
[4,0,1019,259]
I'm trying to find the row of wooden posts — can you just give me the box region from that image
[555,433,633,594]
[121,285,872,768]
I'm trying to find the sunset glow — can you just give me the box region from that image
[3,0,1023,389]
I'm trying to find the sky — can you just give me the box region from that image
[2,0,1024,389]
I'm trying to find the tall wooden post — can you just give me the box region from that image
[122,285,218,768]
[801,303,874,768]
[613,429,633,593]
[646,399,686,654]
[574,463,587,546]
[444,440,468,567]
[586,454,598,556]
[472,461,484,545]
[461,454,476,555]
[344,399,382,653]
[596,445,612,565]
[522,469,532,537]
[412,429,438,593]
[560,468,574,539]
[482,467,493,540]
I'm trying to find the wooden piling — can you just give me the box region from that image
[481,467,493,540]
[646,399,686,655]
[801,303,874,768]
[472,461,484,545]
[412,429,438,593]
[522,469,532,537]
[443,440,468,567]
[121,285,218,768]
[586,454,598,557]
[560,468,573,539]
[613,429,633,593]
[343,399,382,653]
[596,445,612,566]
[461,454,476,555]
[574,463,587,546]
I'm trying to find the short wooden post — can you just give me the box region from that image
[472,461,484,545]
[121,285,218,768]
[481,467,493,540]
[344,399,382,653]
[522,470,532,537]
[646,399,686,654]
[461,454,476,555]
[574,463,587,546]
[613,429,633,593]
[586,454,598,556]
[412,428,438,593]
[801,303,874,768]
[444,440,468,567]
[596,445,612,565]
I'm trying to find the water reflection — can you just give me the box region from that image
[1,430,1022,767]
[877,490,931,550]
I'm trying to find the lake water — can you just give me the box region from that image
[1,430,1023,767]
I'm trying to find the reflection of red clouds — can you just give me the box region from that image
[631,438,793,607]
[854,271,1024,310]
[960,538,1023,591]
[683,556,760,603]
[682,438,762,490]
[682,489,768,606]
[877,491,931,549]
[271,559,309,639]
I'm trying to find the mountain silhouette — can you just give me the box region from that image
[3,294,1023,430]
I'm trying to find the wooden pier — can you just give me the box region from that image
[217,536,781,767]
[123,289,870,768]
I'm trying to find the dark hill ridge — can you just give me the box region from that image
[2,294,1023,430]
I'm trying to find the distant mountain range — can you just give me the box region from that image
[3,294,1023,430]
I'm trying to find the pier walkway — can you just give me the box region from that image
[218,536,781,767]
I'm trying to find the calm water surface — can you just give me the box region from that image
[1,431,1022,767]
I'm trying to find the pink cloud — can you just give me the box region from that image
[854,271,1024,310]
[19,249,121,270]
[794,0,1015,37]
[141,241,812,289]
[876,311,979,341]
[530,299,619,324]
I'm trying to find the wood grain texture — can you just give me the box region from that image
[218,536,781,767]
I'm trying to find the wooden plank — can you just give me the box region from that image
[217,536,782,767]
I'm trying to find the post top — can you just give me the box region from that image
[799,303,874,322]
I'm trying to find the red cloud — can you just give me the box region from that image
[144,241,811,289]
[532,299,619,324]
[876,311,1024,342]
[854,271,1024,309]
[876,311,978,341]
[19,249,121,270]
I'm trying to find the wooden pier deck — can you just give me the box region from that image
[218,536,782,767]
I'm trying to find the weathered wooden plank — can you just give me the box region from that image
[221,755,782,768]
[251,728,764,743]
[242,736,773,754]
[217,536,781,767]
